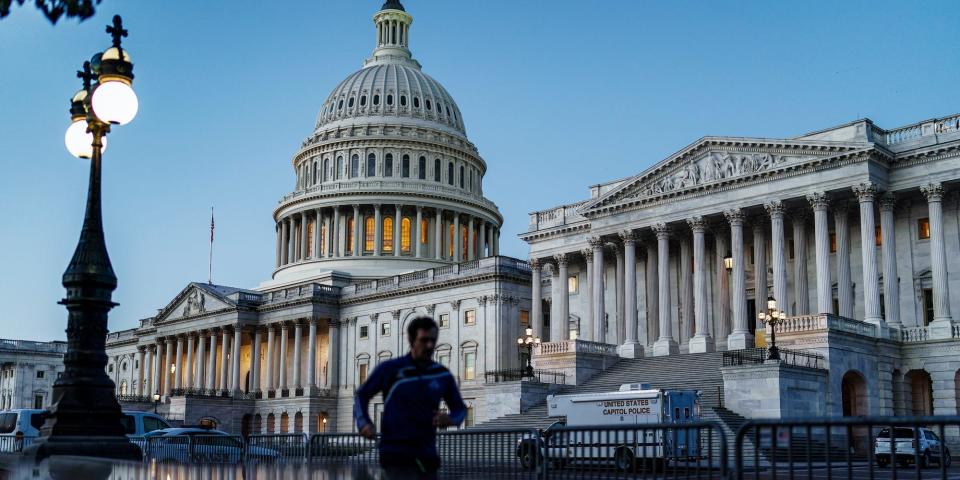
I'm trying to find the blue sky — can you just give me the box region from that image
[1,1,957,341]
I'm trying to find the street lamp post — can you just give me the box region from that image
[757,296,788,361]
[25,15,141,462]
[516,327,541,378]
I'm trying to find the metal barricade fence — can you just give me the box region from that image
[436,428,539,478]
[0,435,36,453]
[144,434,249,464]
[540,422,728,479]
[735,415,960,480]
[247,433,309,460]
[308,432,379,464]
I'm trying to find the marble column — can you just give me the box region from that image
[184,334,194,389]
[194,332,206,389]
[394,206,402,257]
[615,244,625,345]
[279,323,289,391]
[307,318,318,389]
[219,328,230,391]
[163,338,174,396]
[275,224,281,268]
[753,219,768,312]
[265,325,275,391]
[300,211,309,260]
[206,330,217,391]
[555,253,569,343]
[652,224,678,355]
[854,183,883,329]
[374,204,382,256]
[136,348,145,396]
[921,183,953,330]
[328,320,340,388]
[415,206,423,258]
[151,344,161,396]
[479,222,487,258]
[688,217,714,353]
[590,236,605,342]
[352,204,361,256]
[281,219,289,265]
[620,232,642,357]
[713,228,730,340]
[174,335,183,390]
[468,217,475,261]
[315,209,322,259]
[808,192,833,314]
[332,208,340,257]
[766,201,788,316]
[454,213,462,262]
[530,259,544,340]
[879,193,902,328]
[679,236,693,343]
[792,211,810,315]
[293,321,303,389]
[834,201,854,318]
[231,327,241,392]
[582,248,594,342]
[725,209,753,350]
[251,328,261,393]
[435,209,443,260]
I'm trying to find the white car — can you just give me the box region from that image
[0,409,45,452]
[875,427,951,468]
[145,428,279,463]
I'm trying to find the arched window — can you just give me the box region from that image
[320,222,327,257]
[387,94,394,106]
[337,100,343,110]
[434,159,441,182]
[280,413,290,433]
[383,217,394,253]
[373,94,380,105]
[346,218,355,253]
[426,99,432,111]
[294,412,304,434]
[447,162,454,186]
[350,155,359,178]
[421,219,429,244]
[360,95,367,107]
[266,414,276,434]
[418,156,426,180]
[366,153,376,177]
[384,154,393,177]
[119,380,128,396]
[336,156,343,180]
[322,158,329,182]
[401,217,412,253]
[413,97,420,108]
[364,216,375,253]
[401,155,410,178]
[469,169,474,192]
[459,165,465,189]
[400,95,407,107]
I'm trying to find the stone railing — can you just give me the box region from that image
[534,339,619,357]
[261,283,340,305]
[278,179,499,213]
[341,256,530,297]
[528,200,590,231]
[0,339,67,355]
[900,326,929,343]
[878,113,960,146]
[773,314,877,337]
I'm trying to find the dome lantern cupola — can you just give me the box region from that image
[370,0,414,66]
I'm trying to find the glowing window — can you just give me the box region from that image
[463,352,475,381]
[364,216,375,252]
[346,218,355,253]
[421,219,429,244]
[401,218,412,253]
[383,217,394,252]
[464,309,476,325]
[306,222,314,258]
[461,225,468,259]
[568,275,578,294]
[448,223,454,257]
[918,218,931,239]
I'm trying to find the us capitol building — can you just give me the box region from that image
[105,0,960,438]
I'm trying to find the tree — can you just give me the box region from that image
[0,0,102,24]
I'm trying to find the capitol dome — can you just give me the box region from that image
[268,0,503,286]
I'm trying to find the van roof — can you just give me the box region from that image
[552,389,664,403]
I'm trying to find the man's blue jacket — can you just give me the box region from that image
[354,353,467,458]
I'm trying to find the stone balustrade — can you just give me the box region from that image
[0,339,67,354]
[772,313,877,337]
[528,200,589,232]
[878,114,960,145]
[533,339,619,357]
[340,256,529,297]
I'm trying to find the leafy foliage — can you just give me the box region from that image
[0,0,102,24]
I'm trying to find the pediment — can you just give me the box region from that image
[155,282,235,323]
[581,138,868,214]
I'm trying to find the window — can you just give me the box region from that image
[420,219,429,244]
[829,233,837,253]
[323,158,330,182]
[426,99,432,111]
[384,154,393,177]
[401,155,410,178]
[381,323,391,337]
[401,218,412,253]
[434,159,441,182]
[875,225,882,247]
[348,97,354,108]
[360,325,369,339]
[306,222,314,257]
[413,97,420,108]
[459,165,465,189]
[36,370,44,379]
[448,224,455,257]
[364,216,375,252]
[923,288,934,326]
[33,395,43,409]
[438,352,450,368]
[359,364,368,384]
[336,156,343,180]
[520,310,530,327]
[387,94,393,105]
[337,100,343,110]
[320,222,327,256]
[143,416,169,433]
[418,156,426,180]
[464,310,476,325]
[383,217,394,252]
[568,275,579,294]
[373,94,380,105]
[463,352,476,381]
[461,225,469,260]
[439,313,450,329]
[918,218,931,239]
[360,95,367,106]
[400,95,407,107]
[350,155,359,178]
[447,162,454,185]
[346,218,355,253]
[366,153,376,177]
[108,364,114,373]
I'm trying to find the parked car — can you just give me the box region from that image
[144,428,278,463]
[875,427,951,468]
[0,409,45,453]
[121,411,171,437]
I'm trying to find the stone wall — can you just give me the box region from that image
[721,362,828,419]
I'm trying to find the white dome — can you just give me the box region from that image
[314,62,466,137]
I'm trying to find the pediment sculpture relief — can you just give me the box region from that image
[182,290,206,317]
[631,152,808,199]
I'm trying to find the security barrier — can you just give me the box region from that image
[0,435,36,453]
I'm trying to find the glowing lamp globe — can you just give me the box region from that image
[65,120,107,159]
[91,80,138,125]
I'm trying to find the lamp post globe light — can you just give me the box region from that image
[516,327,541,378]
[24,15,141,462]
[758,296,788,361]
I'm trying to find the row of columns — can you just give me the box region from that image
[528,182,953,356]
[276,205,499,267]
[135,319,342,397]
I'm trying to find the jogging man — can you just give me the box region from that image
[354,316,467,478]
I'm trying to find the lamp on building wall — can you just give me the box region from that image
[152,393,160,414]
[757,296,787,361]
[724,251,733,271]
[516,327,541,378]
[25,15,141,462]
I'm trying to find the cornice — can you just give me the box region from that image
[518,221,590,242]
[889,142,960,170]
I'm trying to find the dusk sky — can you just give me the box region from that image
[1,0,957,341]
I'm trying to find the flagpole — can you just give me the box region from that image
[208,206,214,284]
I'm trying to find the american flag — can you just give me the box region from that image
[210,207,215,242]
